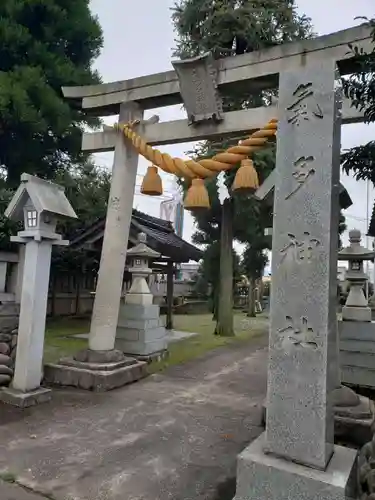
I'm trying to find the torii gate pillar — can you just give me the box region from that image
[44,102,148,391]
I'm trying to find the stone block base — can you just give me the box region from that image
[44,357,147,392]
[339,320,375,389]
[335,413,373,448]
[234,433,357,500]
[115,337,168,356]
[334,391,374,447]
[116,302,168,356]
[132,349,169,364]
[0,386,51,408]
[342,306,371,322]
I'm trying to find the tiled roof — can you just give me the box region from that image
[70,209,202,263]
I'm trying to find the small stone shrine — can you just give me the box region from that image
[115,233,168,361]
[0,174,77,407]
[339,229,375,391]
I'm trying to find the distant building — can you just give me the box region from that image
[179,262,200,282]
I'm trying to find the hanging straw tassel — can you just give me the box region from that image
[232,158,259,194]
[184,178,210,211]
[140,165,163,196]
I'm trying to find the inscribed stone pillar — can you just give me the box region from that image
[89,102,143,352]
[12,241,52,392]
[265,60,341,470]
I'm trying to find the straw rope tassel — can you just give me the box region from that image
[232,158,259,193]
[140,165,163,196]
[184,178,210,212]
[115,119,277,180]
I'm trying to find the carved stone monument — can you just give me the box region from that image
[233,61,357,499]
[0,174,77,407]
[115,233,168,360]
[172,52,223,125]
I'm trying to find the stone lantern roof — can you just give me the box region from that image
[127,233,160,260]
[338,229,374,261]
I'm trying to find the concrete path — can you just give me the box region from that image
[0,480,48,500]
[0,333,268,500]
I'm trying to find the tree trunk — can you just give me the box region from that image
[216,198,234,336]
[75,272,81,316]
[212,285,219,321]
[247,276,256,317]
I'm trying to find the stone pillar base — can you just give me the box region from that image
[340,320,375,390]
[131,349,169,365]
[44,350,147,392]
[0,386,51,408]
[233,433,357,500]
[116,303,168,356]
[262,388,374,448]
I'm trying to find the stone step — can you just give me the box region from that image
[341,351,375,370]
[342,364,375,389]
[341,339,375,354]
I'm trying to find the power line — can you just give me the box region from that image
[345,214,368,222]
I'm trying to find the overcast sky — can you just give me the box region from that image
[89,0,375,270]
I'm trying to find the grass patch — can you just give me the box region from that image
[42,312,268,370]
[0,471,17,483]
[44,317,90,364]
[149,312,268,373]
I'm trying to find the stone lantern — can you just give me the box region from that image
[0,174,77,407]
[125,233,160,305]
[115,233,168,359]
[338,229,374,322]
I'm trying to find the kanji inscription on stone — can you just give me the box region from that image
[277,315,319,350]
[285,155,315,200]
[280,231,320,263]
[286,82,324,126]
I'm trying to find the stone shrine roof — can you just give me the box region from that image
[70,209,203,263]
[5,173,77,221]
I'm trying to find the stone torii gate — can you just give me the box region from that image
[54,23,372,499]
[61,24,370,374]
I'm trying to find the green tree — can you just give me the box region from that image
[54,162,111,238]
[341,18,375,182]
[0,161,110,275]
[172,0,313,335]
[51,162,111,275]
[0,0,103,187]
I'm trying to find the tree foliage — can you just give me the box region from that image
[341,18,375,182]
[0,0,103,187]
[0,0,107,276]
[54,162,111,238]
[172,0,313,60]
[172,0,313,297]
[50,163,111,274]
